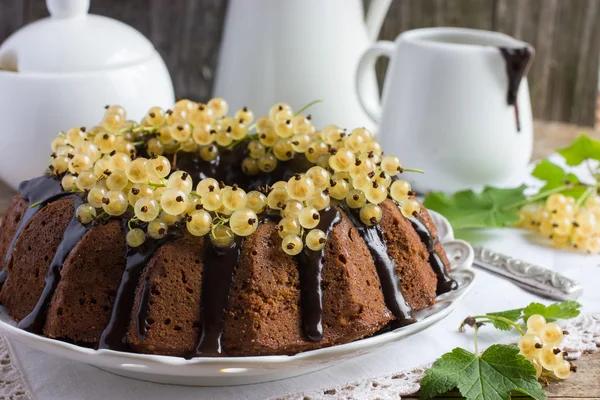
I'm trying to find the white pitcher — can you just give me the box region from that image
[356,28,535,193]
[213,0,391,130]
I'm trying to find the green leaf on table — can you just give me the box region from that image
[423,185,526,229]
[522,301,582,322]
[557,134,600,166]
[486,308,524,331]
[531,159,566,183]
[420,344,546,400]
[531,159,587,199]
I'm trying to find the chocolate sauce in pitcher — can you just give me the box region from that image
[498,47,533,132]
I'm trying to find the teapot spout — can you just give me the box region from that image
[365,0,392,41]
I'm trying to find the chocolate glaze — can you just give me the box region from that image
[99,220,181,351]
[176,143,311,192]
[296,206,342,341]
[192,236,244,357]
[0,175,64,288]
[499,46,533,132]
[408,217,457,295]
[340,204,415,325]
[17,196,91,333]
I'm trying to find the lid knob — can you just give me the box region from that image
[46,0,90,19]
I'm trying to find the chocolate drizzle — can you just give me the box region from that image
[498,46,533,132]
[192,236,244,357]
[176,144,311,192]
[340,204,414,325]
[408,216,457,295]
[99,224,175,351]
[296,206,342,342]
[17,196,91,333]
[0,175,64,288]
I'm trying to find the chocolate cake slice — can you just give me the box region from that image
[44,220,127,346]
[0,198,75,320]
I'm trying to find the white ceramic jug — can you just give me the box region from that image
[213,0,391,130]
[356,28,535,193]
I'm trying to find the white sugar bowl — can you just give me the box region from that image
[0,0,174,190]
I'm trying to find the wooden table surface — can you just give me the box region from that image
[0,120,598,398]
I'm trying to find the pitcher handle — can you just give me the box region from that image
[355,40,394,124]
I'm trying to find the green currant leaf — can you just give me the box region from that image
[557,134,600,166]
[531,159,587,200]
[522,301,582,322]
[531,159,566,183]
[486,308,524,331]
[423,185,526,229]
[420,345,546,400]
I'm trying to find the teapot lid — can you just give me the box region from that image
[0,0,155,73]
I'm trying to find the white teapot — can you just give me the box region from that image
[213,0,392,130]
[0,0,174,190]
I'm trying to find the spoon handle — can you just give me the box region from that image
[473,247,583,301]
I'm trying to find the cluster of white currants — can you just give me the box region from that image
[49,99,420,252]
[518,314,574,380]
[518,193,600,254]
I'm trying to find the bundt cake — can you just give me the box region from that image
[0,99,456,357]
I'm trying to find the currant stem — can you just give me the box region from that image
[472,314,526,335]
[575,186,595,209]
[127,217,140,230]
[503,184,572,210]
[401,168,425,174]
[130,126,156,134]
[294,99,323,116]
[473,323,479,355]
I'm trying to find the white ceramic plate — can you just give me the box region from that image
[0,210,474,386]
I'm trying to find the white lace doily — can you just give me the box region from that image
[0,313,597,400]
[276,312,600,400]
[0,335,33,400]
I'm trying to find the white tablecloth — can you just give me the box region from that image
[4,157,600,400]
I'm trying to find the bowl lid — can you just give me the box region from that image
[0,0,155,73]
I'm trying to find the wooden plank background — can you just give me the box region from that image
[1,0,599,126]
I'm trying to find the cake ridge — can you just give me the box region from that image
[408,216,457,294]
[296,206,342,342]
[192,235,244,357]
[17,196,91,333]
[98,224,180,352]
[0,175,65,289]
[340,203,415,326]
